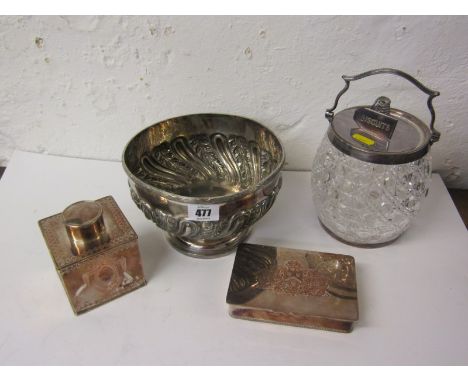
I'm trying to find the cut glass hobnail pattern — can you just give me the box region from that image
[311,137,432,245]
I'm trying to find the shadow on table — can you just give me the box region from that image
[137,228,172,281]
[353,262,372,330]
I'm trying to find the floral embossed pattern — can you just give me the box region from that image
[134,133,278,197]
[123,114,285,256]
[226,244,358,332]
[258,260,329,297]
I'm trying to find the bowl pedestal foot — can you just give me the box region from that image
[166,229,251,259]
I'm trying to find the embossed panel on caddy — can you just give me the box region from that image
[39,196,147,315]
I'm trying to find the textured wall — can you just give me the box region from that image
[0,15,467,187]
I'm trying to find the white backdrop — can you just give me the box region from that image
[0,15,467,187]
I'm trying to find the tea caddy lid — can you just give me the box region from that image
[325,68,441,165]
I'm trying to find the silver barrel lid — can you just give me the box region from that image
[324,68,440,165]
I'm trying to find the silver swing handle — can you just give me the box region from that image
[325,68,441,144]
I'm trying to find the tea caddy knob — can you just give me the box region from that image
[62,200,110,256]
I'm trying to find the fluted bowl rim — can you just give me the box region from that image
[122,113,285,204]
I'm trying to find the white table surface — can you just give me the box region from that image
[0,150,467,365]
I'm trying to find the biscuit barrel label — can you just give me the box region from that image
[353,107,398,140]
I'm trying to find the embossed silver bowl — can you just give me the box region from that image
[122,114,285,258]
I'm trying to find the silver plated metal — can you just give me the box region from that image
[325,68,440,165]
[226,243,358,332]
[123,114,285,258]
[328,106,433,165]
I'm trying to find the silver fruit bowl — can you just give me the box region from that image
[122,114,285,258]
